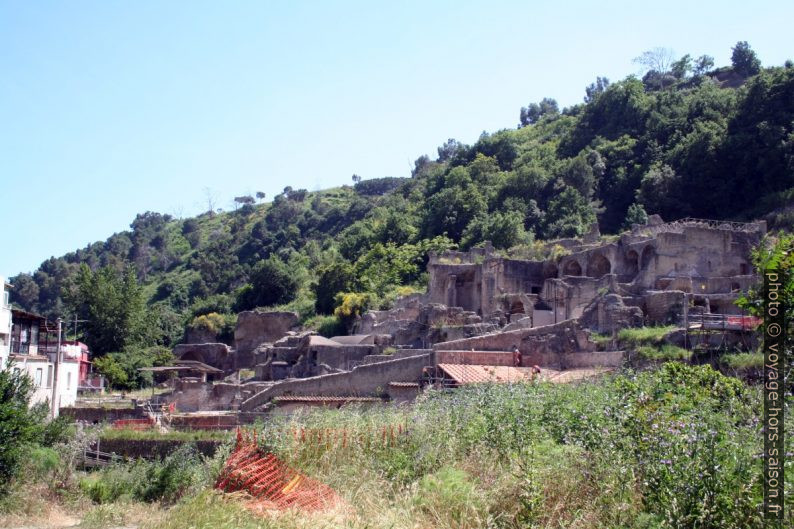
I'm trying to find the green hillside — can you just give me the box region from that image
[10,48,794,365]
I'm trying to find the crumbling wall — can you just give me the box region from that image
[240,352,433,411]
[234,311,299,367]
[173,343,233,372]
[644,290,687,325]
[434,319,593,354]
[435,350,515,366]
[169,379,240,412]
[579,293,644,333]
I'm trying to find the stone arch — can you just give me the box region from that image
[587,253,612,278]
[624,249,639,279]
[179,350,204,363]
[563,260,582,277]
[509,300,525,315]
[640,245,656,270]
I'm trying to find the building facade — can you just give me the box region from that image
[1,281,79,413]
[0,278,11,367]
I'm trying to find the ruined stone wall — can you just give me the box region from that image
[434,319,592,355]
[523,350,625,369]
[543,275,616,321]
[173,343,233,372]
[635,227,758,290]
[435,350,515,366]
[359,349,431,365]
[311,344,375,370]
[234,311,299,366]
[170,379,240,412]
[644,290,687,325]
[240,352,433,411]
[95,438,222,459]
[61,406,144,423]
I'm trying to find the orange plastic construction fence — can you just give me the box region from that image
[215,429,341,512]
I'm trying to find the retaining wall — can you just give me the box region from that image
[241,352,432,411]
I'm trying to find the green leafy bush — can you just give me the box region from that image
[720,352,764,370]
[81,444,208,505]
[0,367,47,491]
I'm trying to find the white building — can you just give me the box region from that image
[0,277,11,367]
[2,279,79,414]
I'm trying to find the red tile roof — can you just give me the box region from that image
[436,364,613,385]
[273,395,383,403]
[436,363,533,385]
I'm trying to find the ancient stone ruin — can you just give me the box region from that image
[163,216,765,415]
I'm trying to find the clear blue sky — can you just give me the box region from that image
[1,0,792,278]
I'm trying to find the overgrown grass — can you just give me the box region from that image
[79,501,163,529]
[616,325,678,347]
[590,332,612,350]
[99,427,232,442]
[635,344,692,361]
[149,490,289,529]
[235,363,784,529]
[720,352,764,370]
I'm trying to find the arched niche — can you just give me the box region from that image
[624,249,639,279]
[587,253,612,278]
[640,245,656,270]
[563,260,582,277]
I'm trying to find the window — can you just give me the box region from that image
[35,368,43,387]
[47,365,53,388]
[66,372,71,390]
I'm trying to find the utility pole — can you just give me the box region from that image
[50,318,62,419]
[70,313,87,341]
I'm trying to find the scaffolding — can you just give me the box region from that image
[685,312,759,358]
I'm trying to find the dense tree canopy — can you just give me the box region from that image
[64,265,155,356]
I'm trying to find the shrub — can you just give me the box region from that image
[188,312,236,341]
[0,367,47,491]
[309,315,346,338]
[720,352,764,370]
[27,446,60,480]
[137,445,204,503]
[333,292,371,329]
[81,444,208,505]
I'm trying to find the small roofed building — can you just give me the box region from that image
[139,359,224,383]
